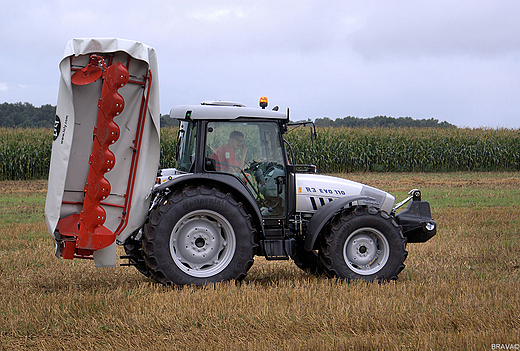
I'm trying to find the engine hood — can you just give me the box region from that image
[295,174,395,215]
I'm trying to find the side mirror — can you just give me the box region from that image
[276,176,285,195]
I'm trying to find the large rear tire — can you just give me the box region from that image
[319,206,407,282]
[142,185,256,286]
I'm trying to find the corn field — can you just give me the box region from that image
[286,127,520,173]
[1,127,520,180]
[0,128,51,181]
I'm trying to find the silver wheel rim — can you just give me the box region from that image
[343,227,390,275]
[170,210,236,278]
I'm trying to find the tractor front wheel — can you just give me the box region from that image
[319,206,407,281]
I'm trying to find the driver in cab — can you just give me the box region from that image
[210,131,247,172]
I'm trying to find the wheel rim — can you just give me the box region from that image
[170,210,236,278]
[343,227,390,275]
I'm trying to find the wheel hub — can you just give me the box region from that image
[343,227,390,275]
[348,236,378,266]
[195,237,205,248]
[170,210,235,278]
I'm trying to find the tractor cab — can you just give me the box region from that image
[160,98,301,220]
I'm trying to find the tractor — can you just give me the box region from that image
[45,38,436,286]
[127,100,436,285]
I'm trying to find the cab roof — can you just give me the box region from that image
[169,102,288,121]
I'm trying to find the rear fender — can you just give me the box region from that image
[154,173,264,234]
[303,195,377,251]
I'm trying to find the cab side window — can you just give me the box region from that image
[176,122,197,172]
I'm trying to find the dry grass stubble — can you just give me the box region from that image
[1,174,519,350]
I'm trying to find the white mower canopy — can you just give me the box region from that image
[45,38,160,266]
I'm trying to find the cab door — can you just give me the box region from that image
[204,120,287,218]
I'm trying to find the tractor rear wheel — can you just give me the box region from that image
[142,185,256,286]
[319,206,407,281]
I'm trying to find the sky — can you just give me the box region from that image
[1,0,520,128]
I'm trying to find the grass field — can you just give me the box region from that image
[1,173,519,350]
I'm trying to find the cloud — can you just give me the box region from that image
[346,1,520,59]
[187,8,245,21]
[1,0,520,127]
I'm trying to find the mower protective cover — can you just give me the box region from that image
[45,38,160,267]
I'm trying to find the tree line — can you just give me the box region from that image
[314,116,454,128]
[0,102,56,128]
[0,102,178,128]
[0,102,454,128]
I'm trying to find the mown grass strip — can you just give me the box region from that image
[1,175,519,350]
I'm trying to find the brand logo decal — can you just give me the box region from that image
[53,115,61,141]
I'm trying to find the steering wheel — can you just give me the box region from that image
[244,158,266,172]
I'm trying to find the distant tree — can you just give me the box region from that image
[160,114,178,128]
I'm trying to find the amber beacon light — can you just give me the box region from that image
[259,96,268,109]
